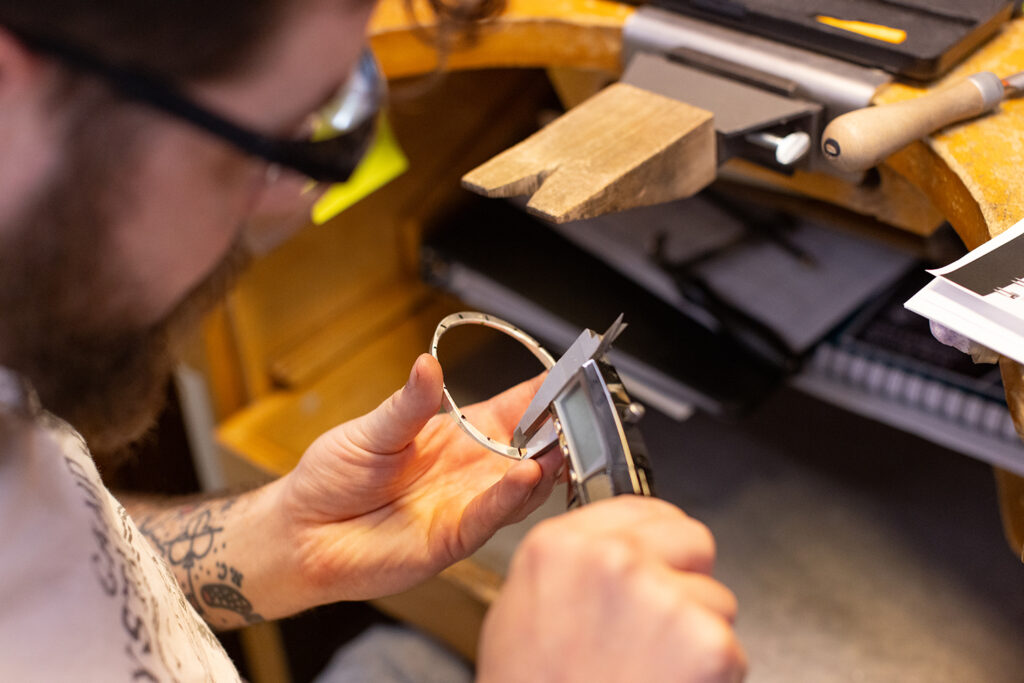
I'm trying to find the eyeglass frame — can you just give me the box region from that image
[9,28,384,184]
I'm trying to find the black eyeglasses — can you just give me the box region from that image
[12,29,385,184]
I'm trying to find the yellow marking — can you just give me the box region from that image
[310,112,408,225]
[816,15,907,45]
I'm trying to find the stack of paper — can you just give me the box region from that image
[905,217,1024,364]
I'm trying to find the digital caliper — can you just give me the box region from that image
[430,312,655,507]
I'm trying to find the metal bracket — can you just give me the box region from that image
[622,51,821,173]
[623,6,891,174]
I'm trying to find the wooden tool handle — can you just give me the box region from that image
[821,72,1004,173]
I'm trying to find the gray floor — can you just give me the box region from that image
[645,387,1024,683]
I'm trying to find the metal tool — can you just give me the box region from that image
[430,312,655,506]
[550,356,655,507]
[623,6,891,174]
[511,313,626,449]
[745,131,812,167]
[510,314,655,506]
[821,70,1018,173]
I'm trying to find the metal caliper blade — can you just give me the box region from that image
[1004,70,1024,97]
[510,314,627,450]
[594,313,627,360]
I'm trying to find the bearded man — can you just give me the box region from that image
[0,1,746,680]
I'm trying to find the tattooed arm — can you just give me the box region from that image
[117,355,563,630]
[120,353,747,683]
[121,355,747,682]
[120,490,289,630]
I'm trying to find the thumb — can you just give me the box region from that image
[347,354,443,454]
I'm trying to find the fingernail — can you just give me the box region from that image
[405,358,421,391]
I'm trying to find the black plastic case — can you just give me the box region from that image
[650,0,1016,80]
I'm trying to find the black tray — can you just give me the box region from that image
[651,0,1016,80]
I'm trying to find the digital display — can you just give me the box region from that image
[557,382,607,476]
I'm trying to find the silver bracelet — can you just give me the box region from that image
[430,312,558,460]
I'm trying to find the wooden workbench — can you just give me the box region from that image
[201,6,1024,676]
[369,1,1024,554]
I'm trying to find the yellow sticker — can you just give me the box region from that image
[816,15,907,45]
[310,112,408,225]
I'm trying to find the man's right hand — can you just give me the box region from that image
[477,496,746,683]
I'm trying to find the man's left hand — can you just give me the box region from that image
[273,353,562,606]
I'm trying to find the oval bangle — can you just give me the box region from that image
[430,311,557,460]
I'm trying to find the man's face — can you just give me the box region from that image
[0,1,375,459]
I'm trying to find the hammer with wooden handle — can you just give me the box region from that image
[821,71,1015,173]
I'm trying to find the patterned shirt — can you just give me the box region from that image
[0,368,240,681]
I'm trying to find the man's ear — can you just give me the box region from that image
[0,26,47,103]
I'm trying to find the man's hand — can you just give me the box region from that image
[273,353,564,608]
[127,353,562,629]
[477,496,747,683]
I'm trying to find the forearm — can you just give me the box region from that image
[119,478,300,630]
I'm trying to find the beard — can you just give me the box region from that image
[0,92,250,470]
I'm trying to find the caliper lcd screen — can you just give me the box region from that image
[559,382,606,476]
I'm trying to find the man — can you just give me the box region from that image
[0,1,746,680]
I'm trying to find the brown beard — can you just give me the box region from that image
[0,88,250,471]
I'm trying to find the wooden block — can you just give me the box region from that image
[462,82,716,223]
[268,280,432,390]
[238,622,293,683]
[999,356,1024,557]
[993,466,1024,558]
[216,298,462,476]
[719,158,945,236]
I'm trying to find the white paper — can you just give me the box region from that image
[905,217,1024,364]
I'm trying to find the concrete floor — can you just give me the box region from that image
[645,387,1024,683]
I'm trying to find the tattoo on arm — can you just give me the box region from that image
[136,497,264,628]
[200,584,262,624]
